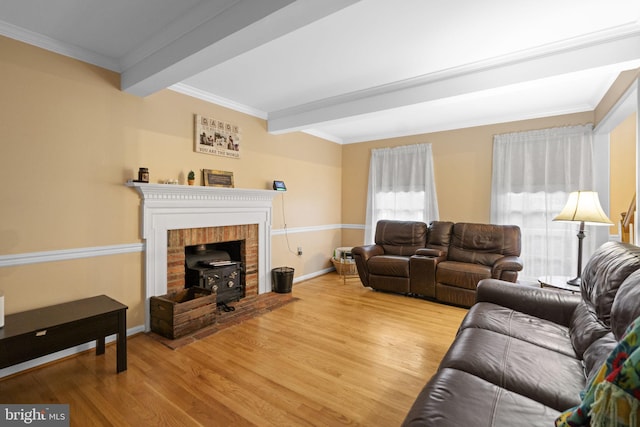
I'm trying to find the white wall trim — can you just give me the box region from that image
[294,266,335,283]
[0,224,366,268]
[341,223,366,230]
[302,129,344,144]
[594,77,639,244]
[0,243,144,267]
[272,223,366,234]
[169,83,268,119]
[0,19,120,72]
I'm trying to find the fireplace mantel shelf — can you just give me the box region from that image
[126,181,279,202]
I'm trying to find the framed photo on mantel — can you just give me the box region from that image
[203,169,234,188]
[194,114,241,159]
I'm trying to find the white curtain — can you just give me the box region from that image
[491,124,596,281]
[364,143,439,244]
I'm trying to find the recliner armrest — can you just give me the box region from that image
[410,254,446,298]
[476,279,581,326]
[352,244,384,261]
[415,248,445,257]
[491,255,523,278]
[352,245,385,287]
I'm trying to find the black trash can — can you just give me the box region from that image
[272,267,294,293]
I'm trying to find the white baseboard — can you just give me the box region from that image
[293,267,335,283]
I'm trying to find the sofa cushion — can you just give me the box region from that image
[447,222,521,266]
[459,302,575,357]
[436,261,491,290]
[476,279,581,326]
[439,328,584,411]
[580,241,640,327]
[582,333,617,383]
[402,368,561,427]
[368,255,410,277]
[569,301,610,358]
[556,316,640,427]
[374,220,428,256]
[425,221,454,254]
[611,268,640,340]
[369,275,410,293]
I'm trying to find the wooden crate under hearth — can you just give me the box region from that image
[150,288,216,339]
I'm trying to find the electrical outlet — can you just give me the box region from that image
[297,246,303,256]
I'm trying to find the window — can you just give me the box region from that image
[364,143,439,244]
[491,124,596,281]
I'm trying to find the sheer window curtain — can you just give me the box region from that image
[491,124,595,281]
[364,143,439,244]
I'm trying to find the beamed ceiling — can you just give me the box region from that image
[1,0,639,143]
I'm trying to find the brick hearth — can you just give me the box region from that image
[158,223,294,345]
[151,291,297,349]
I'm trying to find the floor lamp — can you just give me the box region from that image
[553,191,613,286]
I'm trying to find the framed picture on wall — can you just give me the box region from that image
[203,169,234,188]
[195,114,241,159]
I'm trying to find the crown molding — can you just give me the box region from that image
[170,83,268,119]
[170,84,345,144]
[340,104,595,144]
[302,129,343,144]
[0,19,120,71]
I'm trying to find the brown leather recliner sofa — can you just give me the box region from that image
[402,241,640,426]
[352,220,523,307]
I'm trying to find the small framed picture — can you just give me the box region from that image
[203,169,234,188]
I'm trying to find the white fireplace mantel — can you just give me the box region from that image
[126,182,279,330]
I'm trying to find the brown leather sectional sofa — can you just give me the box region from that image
[352,220,523,307]
[402,241,640,426]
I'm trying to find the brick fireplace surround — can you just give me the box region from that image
[127,182,283,332]
[167,224,258,294]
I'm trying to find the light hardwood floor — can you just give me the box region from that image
[0,273,468,426]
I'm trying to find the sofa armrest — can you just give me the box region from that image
[409,254,447,297]
[491,255,523,280]
[476,279,581,326]
[352,244,384,260]
[415,248,445,257]
[352,245,385,286]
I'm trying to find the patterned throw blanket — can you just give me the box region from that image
[556,316,640,426]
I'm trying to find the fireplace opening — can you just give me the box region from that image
[184,241,245,308]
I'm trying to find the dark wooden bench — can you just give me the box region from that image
[0,295,128,373]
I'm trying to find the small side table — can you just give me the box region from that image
[332,247,358,284]
[538,276,581,294]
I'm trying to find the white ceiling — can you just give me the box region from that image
[1,0,639,144]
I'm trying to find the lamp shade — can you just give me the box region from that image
[553,191,613,225]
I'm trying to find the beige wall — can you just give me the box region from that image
[0,34,635,330]
[342,112,594,247]
[0,36,342,326]
[609,113,637,235]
